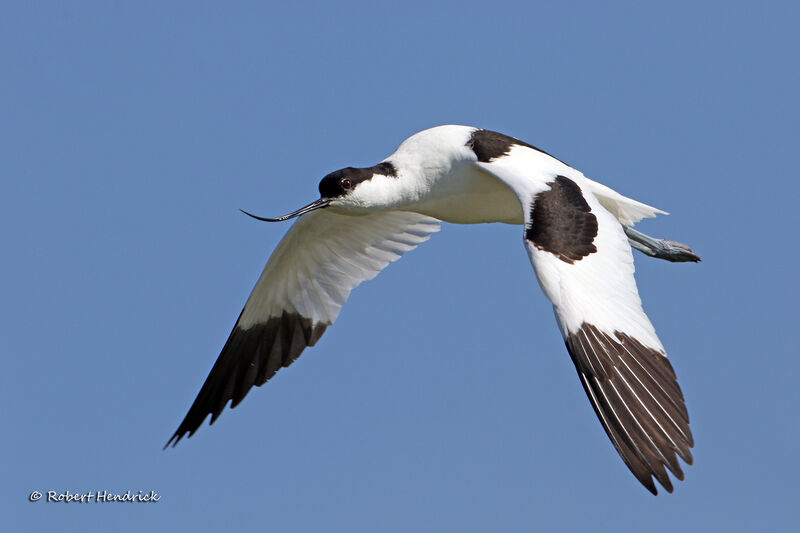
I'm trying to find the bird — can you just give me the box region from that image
[166,125,700,495]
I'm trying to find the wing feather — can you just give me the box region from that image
[167,209,439,447]
[475,146,692,494]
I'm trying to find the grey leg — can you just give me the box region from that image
[623,226,701,263]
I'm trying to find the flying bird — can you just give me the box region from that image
[167,125,700,495]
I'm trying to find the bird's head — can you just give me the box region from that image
[241,162,398,222]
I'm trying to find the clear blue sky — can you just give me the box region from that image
[3,1,798,531]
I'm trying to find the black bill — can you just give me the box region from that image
[240,198,331,222]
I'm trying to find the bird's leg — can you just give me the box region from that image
[623,226,701,263]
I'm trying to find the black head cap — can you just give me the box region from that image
[318,162,397,198]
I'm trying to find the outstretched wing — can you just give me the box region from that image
[167,209,440,447]
[474,142,693,494]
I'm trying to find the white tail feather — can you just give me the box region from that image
[582,177,668,225]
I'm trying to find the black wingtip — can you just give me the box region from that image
[163,431,185,450]
[565,322,693,496]
[165,313,331,451]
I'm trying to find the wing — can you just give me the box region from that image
[475,144,693,495]
[167,209,440,447]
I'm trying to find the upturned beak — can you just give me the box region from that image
[240,198,331,222]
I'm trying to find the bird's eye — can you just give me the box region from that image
[341,178,352,190]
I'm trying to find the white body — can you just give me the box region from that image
[334,125,663,226]
[169,125,693,496]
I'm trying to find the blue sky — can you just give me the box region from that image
[3,1,798,531]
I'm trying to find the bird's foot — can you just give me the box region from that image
[623,226,701,263]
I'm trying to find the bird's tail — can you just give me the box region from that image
[582,177,668,225]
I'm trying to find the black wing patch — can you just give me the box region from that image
[466,129,566,164]
[565,322,693,495]
[166,311,328,447]
[526,176,598,264]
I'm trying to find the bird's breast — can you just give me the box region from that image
[405,163,524,225]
